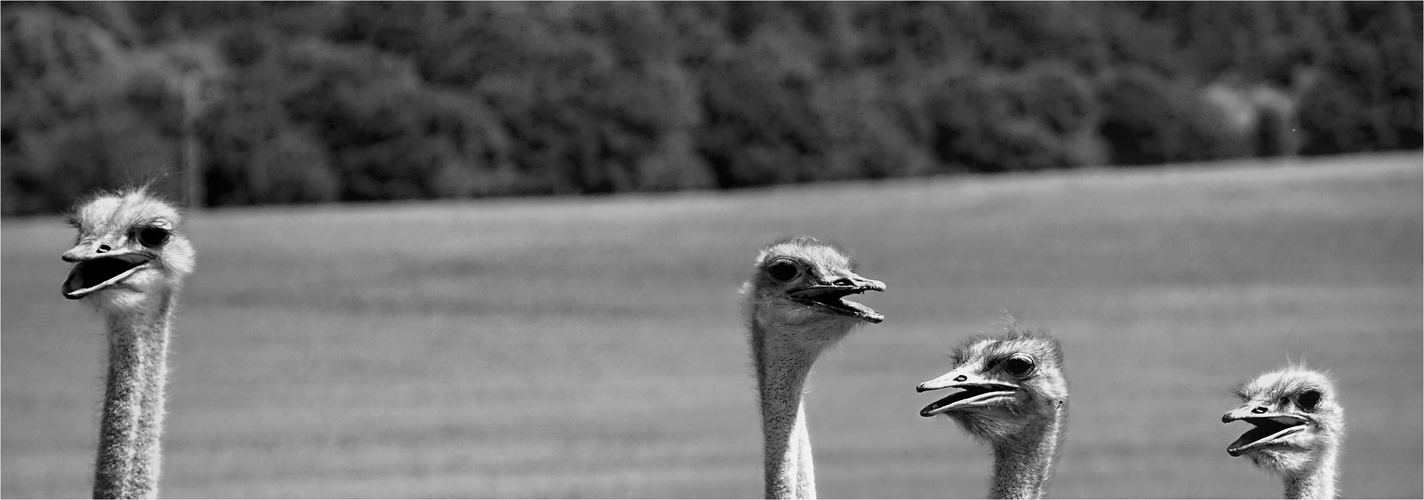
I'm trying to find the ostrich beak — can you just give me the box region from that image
[61,243,153,299]
[917,369,1020,416]
[787,271,887,323]
[1222,404,1311,457]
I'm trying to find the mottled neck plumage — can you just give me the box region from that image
[1284,448,1338,499]
[751,318,820,499]
[988,401,1065,499]
[93,290,176,499]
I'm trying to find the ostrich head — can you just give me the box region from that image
[917,325,1067,443]
[61,189,194,311]
[742,236,886,350]
[1223,367,1344,474]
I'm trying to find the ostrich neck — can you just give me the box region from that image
[94,290,176,499]
[751,319,821,500]
[1284,447,1338,499]
[989,402,1066,499]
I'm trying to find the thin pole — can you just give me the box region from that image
[182,75,203,211]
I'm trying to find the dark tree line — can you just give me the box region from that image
[3,2,1420,215]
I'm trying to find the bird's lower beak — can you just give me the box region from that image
[787,272,887,323]
[916,370,1020,417]
[1222,406,1311,457]
[62,253,152,299]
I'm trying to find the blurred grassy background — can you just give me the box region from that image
[3,153,1420,498]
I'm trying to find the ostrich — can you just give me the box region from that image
[1223,366,1344,499]
[62,188,195,499]
[916,322,1067,499]
[742,236,887,499]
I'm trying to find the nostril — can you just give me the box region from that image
[96,244,110,253]
[1252,406,1268,414]
[954,375,967,382]
[832,277,855,287]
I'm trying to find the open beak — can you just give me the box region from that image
[917,369,1020,417]
[1222,405,1311,457]
[787,272,887,323]
[61,249,153,300]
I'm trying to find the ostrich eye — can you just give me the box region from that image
[1003,355,1035,377]
[1297,390,1321,412]
[135,226,170,248]
[766,260,801,283]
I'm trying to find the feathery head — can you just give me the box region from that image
[741,236,886,349]
[1223,366,1344,474]
[61,188,194,310]
[917,322,1068,443]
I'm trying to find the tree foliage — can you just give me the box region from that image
[3,1,1419,215]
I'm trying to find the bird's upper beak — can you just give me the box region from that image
[1221,405,1262,424]
[61,241,153,300]
[916,368,1020,417]
[1222,403,1311,457]
[787,271,887,323]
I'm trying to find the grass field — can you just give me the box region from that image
[3,153,1420,498]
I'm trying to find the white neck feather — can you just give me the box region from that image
[988,401,1065,499]
[94,290,176,499]
[1284,446,1338,499]
[752,312,845,500]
